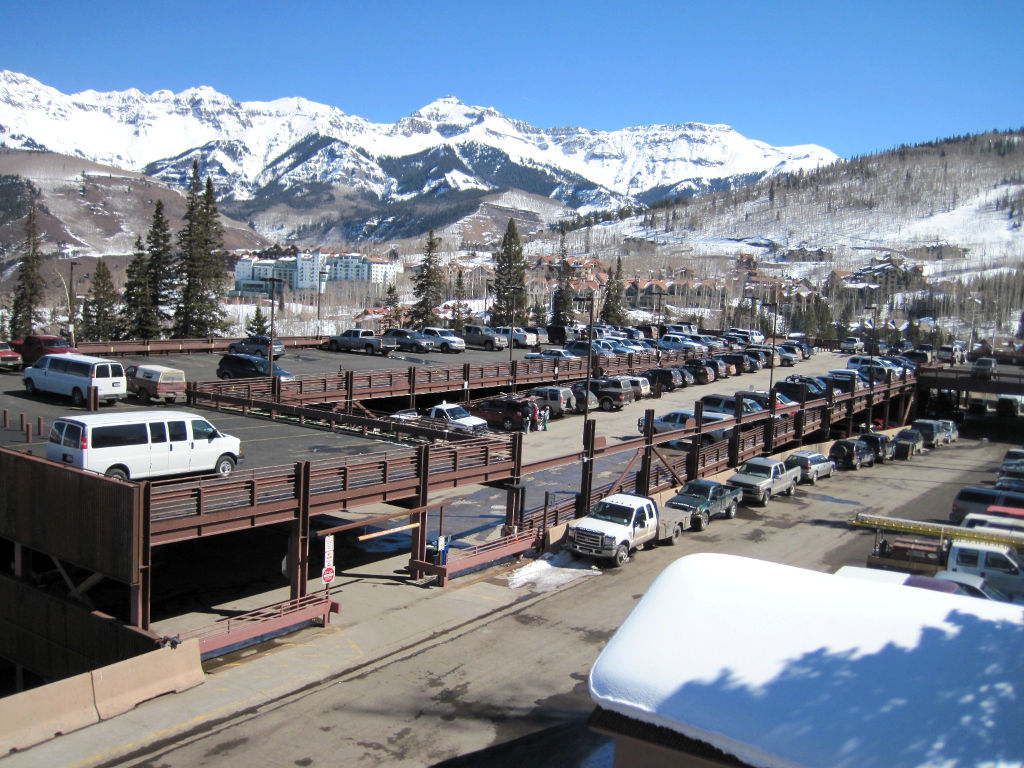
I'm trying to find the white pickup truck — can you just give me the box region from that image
[565,492,692,567]
[726,457,800,506]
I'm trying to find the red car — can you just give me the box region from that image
[0,342,23,372]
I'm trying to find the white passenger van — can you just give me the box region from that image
[46,411,243,480]
[24,354,127,406]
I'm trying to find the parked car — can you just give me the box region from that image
[783,451,836,485]
[569,382,600,413]
[494,326,538,349]
[972,357,998,379]
[524,348,578,361]
[466,395,538,431]
[682,358,715,384]
[125,364,187,404]
[527,386,576,417]
[829,438,876,470]
[382,328,436,353]
[24,354,128,407]
[858,432,897,463]
[642,367,684,392]
[699,393,764,416]
[621,375,652,400]
[911,419,944,449]
[720,352,755,374]
[894,428,925,459]
[0,341,23,371]
[524,326,549,345]
[461,324,508,351]
[545,325,578,345]
[840,337,866,353]
[216,354,294,381]
[420,327,467,352]
[228,334,285,358]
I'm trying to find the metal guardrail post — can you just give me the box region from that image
[637,408,655,496]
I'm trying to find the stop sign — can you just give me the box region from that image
[321,565,335,584]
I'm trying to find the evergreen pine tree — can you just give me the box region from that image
[10,205,46,340]
[146,199,175,330]
[600,256,628,326]
[551,240,575,326]
[121,236,160,339]
[382,282,401,331]
[79,259,121,341]
[246,306,271,336]
[409,230,444,327]
[491,218,526,326]
[531,300,548,327]
[173,162,227,337]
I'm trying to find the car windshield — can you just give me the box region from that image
[49,339,70,348]
[589,501,635,525]
[738,462,770,477]
[680,484,712,500]
[444,406,471,419]
[785,457,808,468]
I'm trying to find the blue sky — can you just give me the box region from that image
[4,0,1021,158]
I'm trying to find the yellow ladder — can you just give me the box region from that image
[849,512,1024,549]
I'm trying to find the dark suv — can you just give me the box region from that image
[467,396,538,431]
[642,367,684,392]
[828,439,876,470]
[227,335,285,358]
[858,432,896,463]
[217,354,294,381]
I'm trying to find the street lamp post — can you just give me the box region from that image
[866,304,878,429]
[316,269,329,338]
[267,277,285,382]
[580,290,597,418]
[67,260,80,346]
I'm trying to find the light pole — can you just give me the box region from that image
[865,304,878,429]
[67,260,80,346]
[267,277,284,380]
[764,302,778,398]
[316,269,329,338]
[582,290,597,418]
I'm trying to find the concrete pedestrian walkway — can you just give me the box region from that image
[2,553,539,768]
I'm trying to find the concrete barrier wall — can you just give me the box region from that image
[91,638,204,720]
[0,672,98,754]
[0,639,204,754]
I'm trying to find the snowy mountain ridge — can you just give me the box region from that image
[0,70,837,241]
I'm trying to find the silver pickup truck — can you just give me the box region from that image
[325,328,398,356]
[726,457,800,506]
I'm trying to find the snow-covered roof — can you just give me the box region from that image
[589,554,1024,768]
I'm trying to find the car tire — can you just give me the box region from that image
[854,459,861,470]
[105,467,128,481]
[692,512,709,532]
[441,343,450,352]
[502,417,514,431]
[809,473,817,486]
[759,490,769,506]
[485,341,494,351]
[727,501,738,519]
[601,398,613,412]
[612,544,629,568]
[365,344,375,355]
[328,340,340,352]
[668,524,683,545]
[786,483,795,497]
[219,371,232,380]
[215,454,236,477]
[139,388,151,404]
[71,388,85,407]
[25,379,35,396]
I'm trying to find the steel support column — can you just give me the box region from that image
[576,419,597,517]
[636,408,655,496]
[288,461,312,600]
[131,482,152,630]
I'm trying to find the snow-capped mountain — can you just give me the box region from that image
[0,70,837,242]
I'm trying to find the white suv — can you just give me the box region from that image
[840,337,865,353]
[420,327,466,353]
